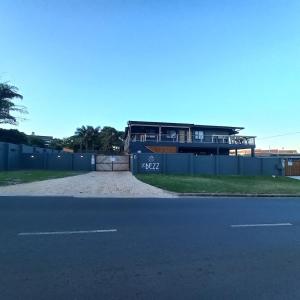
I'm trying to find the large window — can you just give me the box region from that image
[194,130,204,140]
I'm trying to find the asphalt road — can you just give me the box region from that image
[1,196,300,300]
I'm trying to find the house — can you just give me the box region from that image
[236,148,298,157]
[27,132,53,147]
[124,120,256,156]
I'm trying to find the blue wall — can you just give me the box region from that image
[0,142,95,171]
[131,153,285,176]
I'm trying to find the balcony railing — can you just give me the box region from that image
[128,133,255,146]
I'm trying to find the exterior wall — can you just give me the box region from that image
[21,153,95,171]
[0,142,95,171]
[131,153,284,176]
[146,146,177,153]
[129,140,254,155]
[126,124,254,155]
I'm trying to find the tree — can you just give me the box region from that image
[0,128,28,144]
[75,125,101,152]
[99,126,124,154]
[75,125,88,151]
[49,138,64,150]
[0,83,26,125]
[61,136,82,152]
[86,126,101,151]
[27,136,45,147]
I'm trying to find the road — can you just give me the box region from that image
[1,196,300,300]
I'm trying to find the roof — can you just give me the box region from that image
[125,120,244,137]
[127,120,244,130]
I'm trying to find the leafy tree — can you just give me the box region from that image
[0,128,28,144]
[87,126,101,151]
[99,126,124,154]
[49,138,64,150]
[0,83,26,125]
[61,136,82,152]
[75,125,101,152]
[75,126,88,151]
[27,136,46,147]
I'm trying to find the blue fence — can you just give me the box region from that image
[131,153,285,176]
[0,142,95,171]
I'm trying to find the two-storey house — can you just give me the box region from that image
[124,121,256,156]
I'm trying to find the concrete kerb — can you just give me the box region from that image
[176,193,300,197]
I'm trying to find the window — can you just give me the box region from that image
[167,130,177,139]
[194,131,204,140]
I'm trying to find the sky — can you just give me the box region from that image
[1,0,300,150]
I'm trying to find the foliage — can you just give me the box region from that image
[0,123,124,154]
[49,138,64,150]
[75,125,101,152]
[98,126,124,154]
[0,83,26,125]
[27,136,46,147]
[0,128,28,144]
[73,125,124,153]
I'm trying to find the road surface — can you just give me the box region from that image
[1,196,300,299]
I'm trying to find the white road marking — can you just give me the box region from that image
[231,223,292,228]
[18,229,117,236]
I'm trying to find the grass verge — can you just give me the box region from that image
[136,174,300,195]
[0,170,85,186]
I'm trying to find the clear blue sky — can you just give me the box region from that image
[1,0,300,150]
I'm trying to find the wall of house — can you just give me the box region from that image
[131,153,284,176]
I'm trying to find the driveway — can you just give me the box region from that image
[0,171,175,198]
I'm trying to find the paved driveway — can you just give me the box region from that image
[0,172,175,198]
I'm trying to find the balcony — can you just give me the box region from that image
[128,133,256,146]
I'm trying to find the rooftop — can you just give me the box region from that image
[127,120,244,130]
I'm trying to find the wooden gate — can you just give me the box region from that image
[96,155,130,171]
[285,160,300,176]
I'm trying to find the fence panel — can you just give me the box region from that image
[131,153,284,176]
[0,142,7,171]
[194,156,215,175]
[46,153,73,170]
[7,143,21,170]
[73,154,94,171]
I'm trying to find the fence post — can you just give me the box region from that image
[4,143,8,171]
[162,154,166,174]
[71,154,74,171]
[134,154,139,174]
[215,155,219,175]
[43,153,47,169]
[189,154,194,175]
[260,158,264,175]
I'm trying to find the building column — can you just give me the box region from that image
[251,148,255,157]
[217,147,220,155]
[235,149,238,156]
[188,128,191,142]
[159,126,161,141]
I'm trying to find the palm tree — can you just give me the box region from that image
[75,126,88,152]
[0,83,26,125]
[86,126,101,151]
[75,125,101,152]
